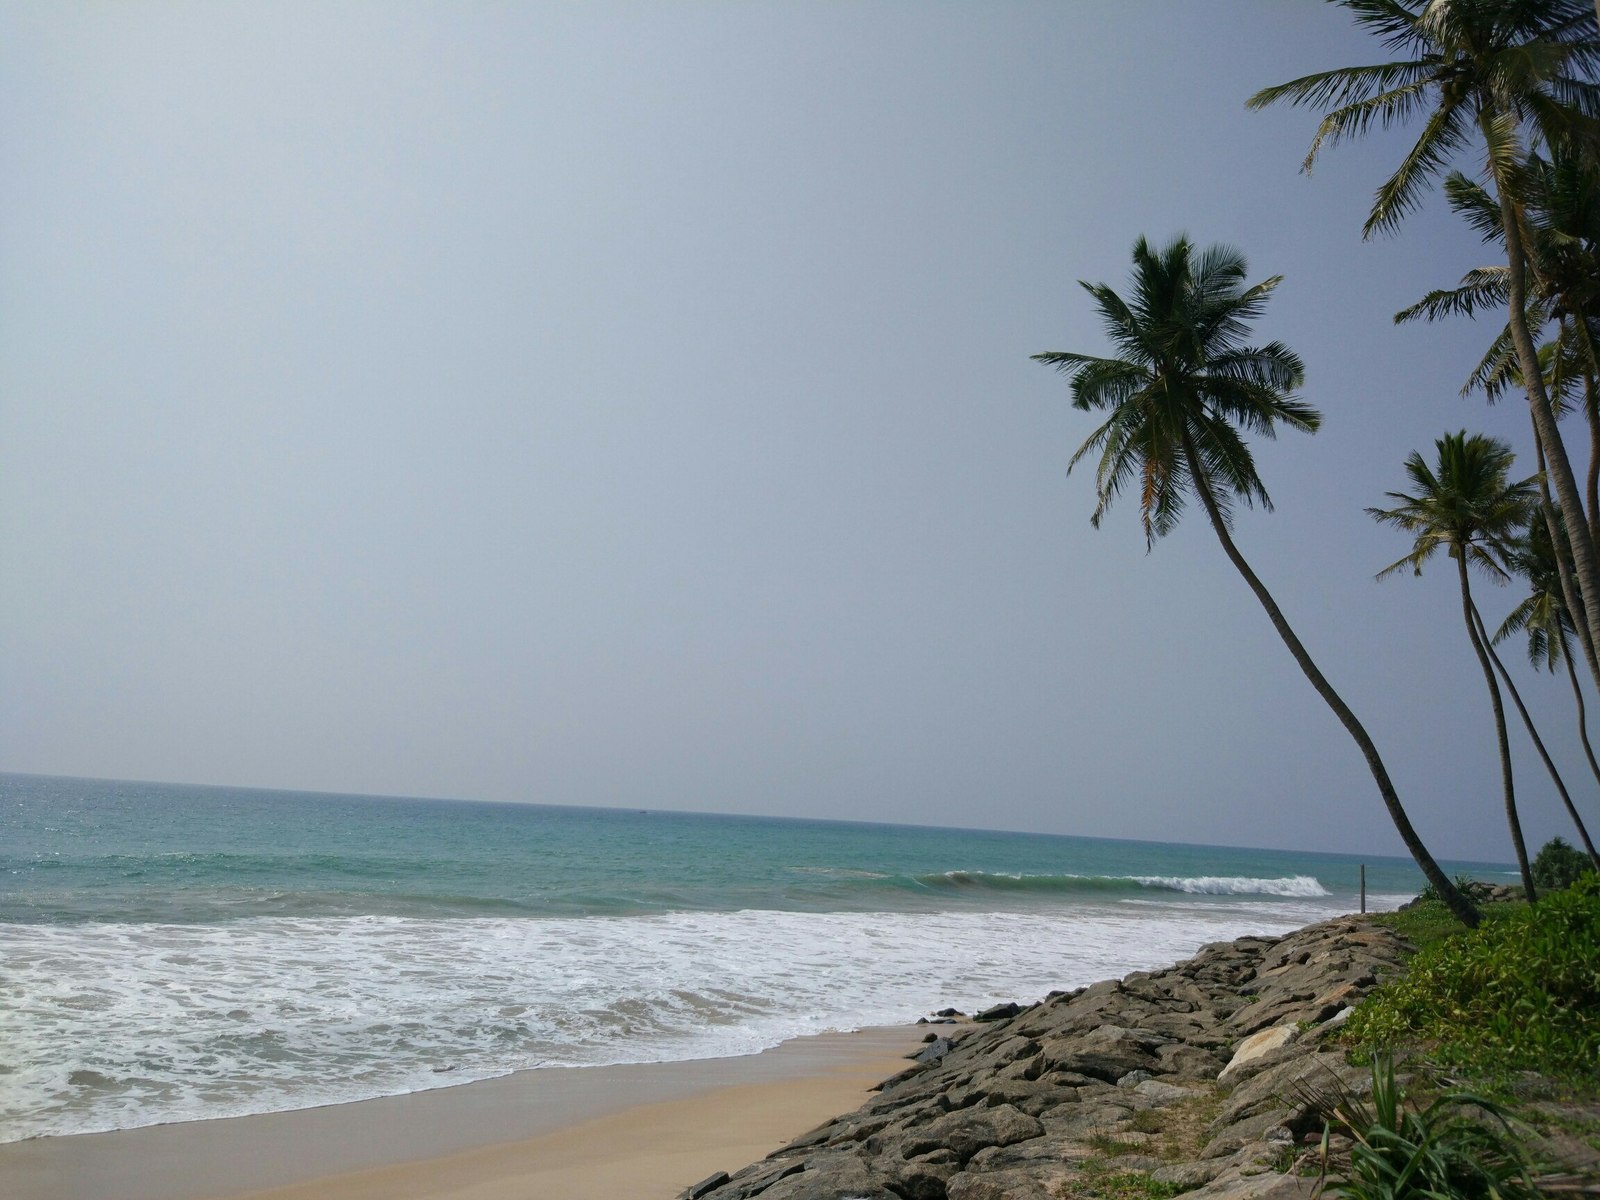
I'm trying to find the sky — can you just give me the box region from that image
[2,1,1595,863]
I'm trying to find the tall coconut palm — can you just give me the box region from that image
[1035,235,1479,927]
[1395,154,1600,687]
[1368,431,1541,900]
[1497,511,1600,865]
[1249,0,1600,676]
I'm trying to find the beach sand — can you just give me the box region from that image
[2,1025,925,1200]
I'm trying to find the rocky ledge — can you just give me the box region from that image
[679,915,1412,1200]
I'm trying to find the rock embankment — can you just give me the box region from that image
[680,915,1410,1200]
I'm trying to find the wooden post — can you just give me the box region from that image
[1360,864,1366,914]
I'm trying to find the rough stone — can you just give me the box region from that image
[1218,1025,1299,1081]
[680,1171,730,1199]
[974,1001,1022,1022]
[898,1104,1045,1163]
[1132,1077,1201,1106]
[752,1153,897,1200]
[913,1037,956,1064]
[945,1170,1059,1200]
[696,915,1425,1200]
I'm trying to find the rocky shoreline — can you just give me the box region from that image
[678,915,1415,1200]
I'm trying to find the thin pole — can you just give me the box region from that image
[1360,865,1366,914]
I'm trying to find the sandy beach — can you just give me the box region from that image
[0,1026,925,1200]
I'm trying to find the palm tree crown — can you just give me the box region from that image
[1037,235,1481,927]
[1033,235,1320,546]
[1368,431,1539,577]
[1498,509,1577,669]
[1248,0,1600,238]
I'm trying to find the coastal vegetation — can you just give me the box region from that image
[1533,833,1598,887]
[1346,875,1600,1085]
[1302,1057,1543,1200]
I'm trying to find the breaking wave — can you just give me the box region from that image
[913,871,1329,898]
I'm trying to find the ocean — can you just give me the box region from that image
[0,772,1508,1144]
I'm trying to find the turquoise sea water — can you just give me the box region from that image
[0,773,1509,1142]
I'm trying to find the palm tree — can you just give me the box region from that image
[1394,157,1600,510]
[1035,235,1479,927]
[1249,0,1600,677]
[1497,511,1600,865]
[1368,431,1541,900]
[1394,154,1600,686]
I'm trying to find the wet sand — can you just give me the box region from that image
[2,1026,925,1200]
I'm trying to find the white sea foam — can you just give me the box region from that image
[1133,874,1331,897]
[0,896,1352,1142]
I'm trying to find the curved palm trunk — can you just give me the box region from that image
[1560,646,1600,869]
[1178,433,1479,926]
[1532,431,1600,686]
[1471,602,1600,869]
[1496,176,1600,677]
[1457,556,1537,902]
[1585,371,1599,549]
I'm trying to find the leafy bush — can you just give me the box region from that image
[1302,1057,1538,1200]
[1345,876,1600,1081]
[1370,892,1518,956]
[1417,874,1496,906]
[1532,837,1594,892]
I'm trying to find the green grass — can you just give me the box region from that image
[1076,1159,1185,1200]
[1085,1131,1147,1157]
[1127,1108,1165,1134]
[1347,877,1600,1088]
[1368,889,1521,955]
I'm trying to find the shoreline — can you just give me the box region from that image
[0,1025,928,1200]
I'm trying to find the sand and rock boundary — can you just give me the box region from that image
[678,915,1416,1200]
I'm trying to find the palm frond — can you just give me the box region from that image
[1365,100,1472,237]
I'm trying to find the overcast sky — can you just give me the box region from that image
[5,1,1595,862]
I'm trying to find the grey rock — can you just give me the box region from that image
[680,1171,730,1199]
[898,1103,1045,1163]
[1218,1026,1299,1082]
[1187,1169,1317,1200]
[754,1153,897,1200]
[1321,1006,1355,1029]
[1043,1024,1164,1083]
[1040,1101,1135,1140]
[876,1154,959,1200]
[975,1001,1022,1022]
[1152,1159,1228,1188]
[945,1170,1059,1200]
[1155,1041,1228,1080]
[1132,1077,1201,1106]
[712,1159,805,1198]
[913,1037,956,1064]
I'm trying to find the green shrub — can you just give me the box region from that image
[1417,874,1496,906]
[1532,836,1594,892]
[1302,1057,1539,1200]
[1346,876,1600,1082]
[1370,892,1518,956]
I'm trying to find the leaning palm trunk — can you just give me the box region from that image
[1561,649,1600,869]
[1177,433,1479,926]
[1457,555,1537,903]
[1472,602,1600,870]
[1531,432,1600,688]
[1586,371,1600,549]
[1497,182,1600,679]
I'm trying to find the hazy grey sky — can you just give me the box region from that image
[3,2,1589,862]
